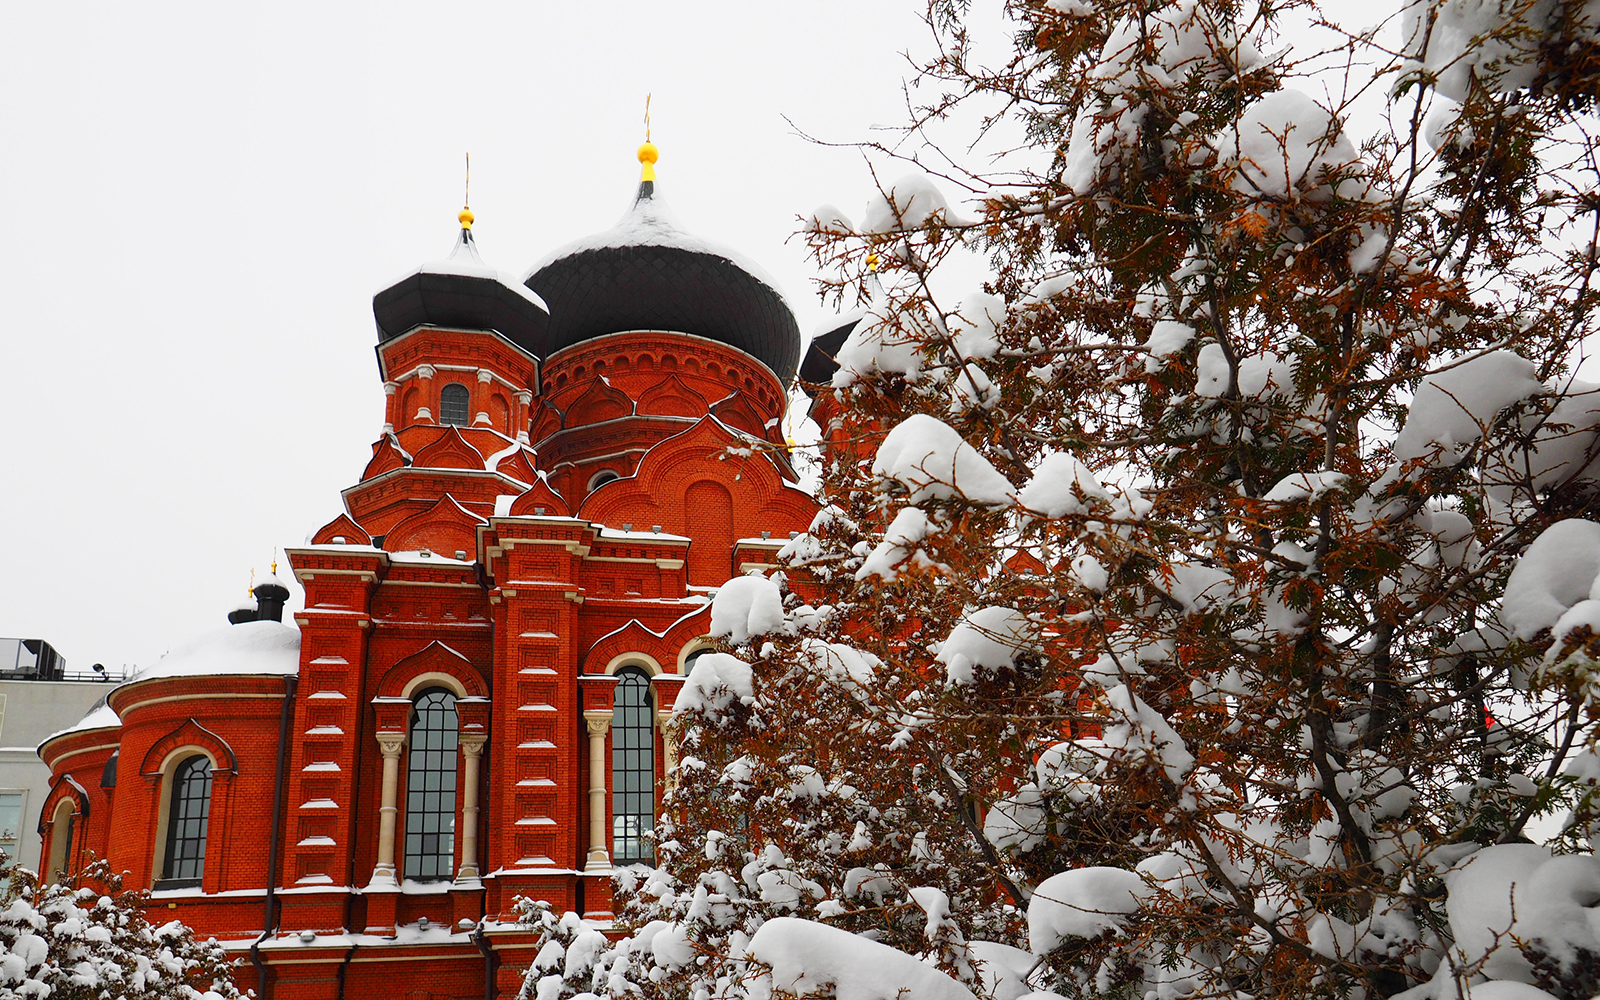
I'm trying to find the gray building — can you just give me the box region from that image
[0,639,121,871]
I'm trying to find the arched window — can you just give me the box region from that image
[612,668,655,864]
[404,688,458,881]
[588,468,620,492]
[683,648,708,674]
[440,383,471,426]
[45,799,75,884]
[161,755,212,887]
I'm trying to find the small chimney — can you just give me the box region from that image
[254,566,291,624]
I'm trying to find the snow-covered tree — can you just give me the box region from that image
[0,858,245,1000]
[526,1,1600,998]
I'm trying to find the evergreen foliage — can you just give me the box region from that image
[524,1,1600,997]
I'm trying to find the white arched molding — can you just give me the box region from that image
[150,747,220,888]
[400,671,471,701]
[45,798,76,885]
[602,652,663,677]
[675,638,716,674]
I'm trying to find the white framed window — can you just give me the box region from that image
[404,688,458,881]
[611,668,655,864]
[0,790,24,864]
[440,383,471,426]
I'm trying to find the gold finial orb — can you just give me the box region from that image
[459,206,475,230]
[866,252,880,271]
[638,140,658,183]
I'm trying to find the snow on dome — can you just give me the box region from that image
[373,225,549,356]
[130,620,300,684]
[417,229,548,311]
[524,182,802,383]
[43,698,121,745]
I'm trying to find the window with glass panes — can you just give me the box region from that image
[611,668,655,864]
[0,791,22,864]
[404,689,458,880]
[162,756,212,885]
[440,383,470,426]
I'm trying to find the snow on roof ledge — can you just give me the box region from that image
[43,700,121,745]
[130,620,301,684]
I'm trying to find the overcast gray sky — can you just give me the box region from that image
[0,0,950,673]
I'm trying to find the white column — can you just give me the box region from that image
[656,709,680,793]
[583,710,612,872]
[455,734,486,885]
[368,731,406,888]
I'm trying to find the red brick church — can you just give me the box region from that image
[36,143,825,999]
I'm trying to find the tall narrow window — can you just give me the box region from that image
[44,799,73,884]
[0,791,22,863]
[162,756,212,887]
[612,669,655,864]
[440,383,471,426]
[404,689,458,881]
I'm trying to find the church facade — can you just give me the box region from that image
[36,145,822,1000]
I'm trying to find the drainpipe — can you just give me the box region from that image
[472,923,499,1000]
[335,942,357,1000]
[249,674,299,998]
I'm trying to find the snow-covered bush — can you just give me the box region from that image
[523,0,1600,997]
[0,857,244,1000]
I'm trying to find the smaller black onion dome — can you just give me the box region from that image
[374,214,549,356]
[798,309,867,396]
[524,173,802,384]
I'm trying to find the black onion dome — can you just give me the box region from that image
[374,226,549,355]
[798,309,867,396]
[524,182,801,384]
